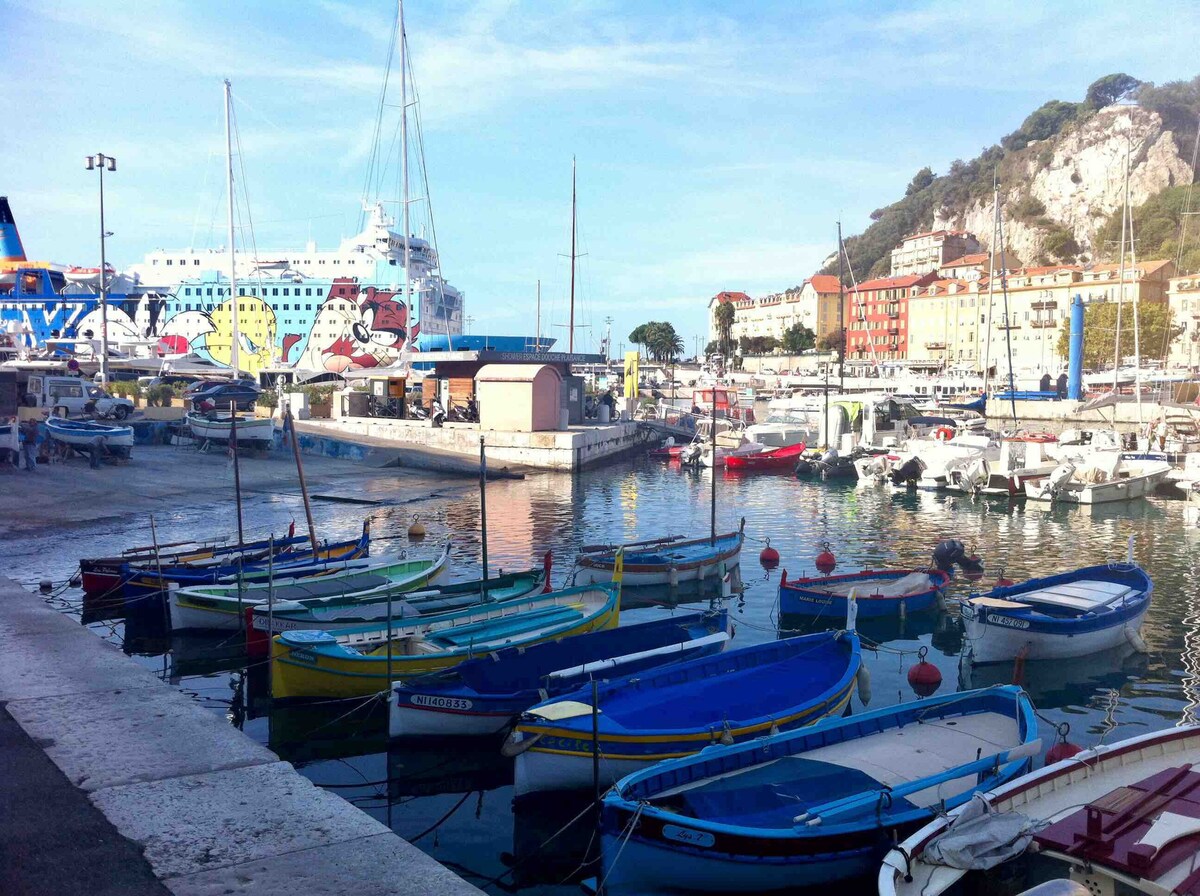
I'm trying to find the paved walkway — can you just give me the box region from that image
[0,578,481,895]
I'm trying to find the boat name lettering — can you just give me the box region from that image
[988,614,1030,630]
[289,649,319,665]
[662,825,715,848]
[410,694,473,711]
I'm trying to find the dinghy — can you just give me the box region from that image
[119,521,372,607]
[880,725,1200,896]
[599,686,1038,893]
[186,413,276,445]
[1023,455,1172,504]
[80,530,308,598]
[506,628,860,797]
[780,568,949,619]
[576,525,743,587]
[168,542,452,632]
[389,610,731,738]
[960,561,1151,665]
[45,417,134,449]
[269,582,621,700]
[245,563,550,655]
[723,441,806,472]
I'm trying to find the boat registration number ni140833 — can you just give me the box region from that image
[410,694,473,711]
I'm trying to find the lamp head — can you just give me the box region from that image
[85,156,96,170]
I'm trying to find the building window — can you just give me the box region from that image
[194,259,200,265]
[166,259,173,266]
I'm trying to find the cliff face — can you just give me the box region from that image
[933,106,1193,264]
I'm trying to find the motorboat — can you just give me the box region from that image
[1023,455,1172,504]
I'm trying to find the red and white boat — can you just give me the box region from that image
[880,725,1200,896]
[724,441,807,472]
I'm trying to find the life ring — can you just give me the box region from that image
[934,427,955,442]
[1020,431,1056,443]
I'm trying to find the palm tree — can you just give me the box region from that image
[714,302,735,359]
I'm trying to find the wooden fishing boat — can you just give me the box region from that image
[45,417,134,449]
[575,525,744,587]
[1023,457,1172,504]
[880,725,1200,896]
[245,563,550,655]
[269,582,621,700]
[600,686,1038,893]
[119,521,372,609]
[389,610,731,738]
[169,542,452,632]
[780,568,949,619]
[79,530,306,598]
[506,629,861,797]
[723,441,807,472]
[186,413,276,445]
[960,562,1151,665]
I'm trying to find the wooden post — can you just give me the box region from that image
[480,436,489,597]
[286,408,319,555]
[230,400,245,546]
[266,535,274,699]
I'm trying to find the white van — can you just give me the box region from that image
[24,375,134,419]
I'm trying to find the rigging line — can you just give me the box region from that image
[230,101,268,323]
[1176,116,1200,273]
[841,230,879,368]
[360,6,400,229]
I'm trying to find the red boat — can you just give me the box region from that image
[648,444,689,460]
[724,441,807,472]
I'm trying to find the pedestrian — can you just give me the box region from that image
[1155,418,1168,452]
[19,418,39,472]
[1057,372,1068,398]
[89,434,108,469]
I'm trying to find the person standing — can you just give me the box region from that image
[19,418,39,472]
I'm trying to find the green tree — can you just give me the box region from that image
[817,329,845,355]
[714,302,735,358]
[1001,100,1083,152]
[644,323,684,364]
[905,166,934,196]
[1055,301,1182,368]
[781,322,816,354]
[704,339,718,356]
[1094,185,1200,269]
[1086,73,1142,110]
[628,323,655,357]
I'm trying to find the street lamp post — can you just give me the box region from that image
[85,154,116,387]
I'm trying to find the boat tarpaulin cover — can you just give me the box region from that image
[924,793,1037,870]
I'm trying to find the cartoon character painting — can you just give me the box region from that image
[296,286,418,373]
[206,295,276,373]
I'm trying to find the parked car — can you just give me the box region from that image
[185,379,260,412]
[23,374,134,420]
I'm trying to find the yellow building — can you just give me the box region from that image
[1167,275,1200,370]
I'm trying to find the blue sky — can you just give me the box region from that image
[4,0,1199,356]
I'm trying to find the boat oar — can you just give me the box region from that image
[579,534,686,553]
[793,738,1042,828]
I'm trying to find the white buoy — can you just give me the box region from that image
[856,663,872,706]
[1126,627,1148,653]
[668,566,679,588]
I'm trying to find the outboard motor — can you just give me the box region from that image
[932,538,967,573]
[889,456,924,488]
[794,458,814,478]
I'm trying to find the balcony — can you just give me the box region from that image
[1030,319,1058,328]
[1031,300,1058,311]
[888,327,900,335]
[925,341,947,350]
[887,310,900,319]
[997,322,1021,330]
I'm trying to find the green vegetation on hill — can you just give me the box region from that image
[824,73,1200,281]
[1095,185,1200,271]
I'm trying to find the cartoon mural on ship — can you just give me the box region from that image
[296,285,418,373]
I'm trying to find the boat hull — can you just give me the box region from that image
[576,532,743,588]
[45,419,134,448]
[1024,465,1171,503]
[780,570,948,619]
[964,602,1149,664]
[186,414,276,443]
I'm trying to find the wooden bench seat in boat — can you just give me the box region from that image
[1015,580,1132,612]
[265,574,392,602]
[431,605,583,647]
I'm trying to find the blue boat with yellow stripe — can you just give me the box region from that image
[506,629,861,797]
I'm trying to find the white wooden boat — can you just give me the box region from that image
[880,725,1200,896]
[960,563,1151,665]
[946,433,1059,497]
[44,417,135,449]
[186,413,275,444]
[1023,456,1171,504]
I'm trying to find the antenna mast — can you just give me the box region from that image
[400,0,412,348]
[224,79,241,376]
[569,157,577,353]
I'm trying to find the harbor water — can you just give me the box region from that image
[9,455,1200,895]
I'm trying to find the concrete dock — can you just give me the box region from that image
[0,577,482,895]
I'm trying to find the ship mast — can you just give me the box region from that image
[400,0,411,348]
[224,79,241,377]
[982,174,999,394]
[568,157,577,353]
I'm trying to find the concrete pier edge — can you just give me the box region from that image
[0,578,482,895]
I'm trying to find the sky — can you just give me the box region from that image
[4,0,1200,357]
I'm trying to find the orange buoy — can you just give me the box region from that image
[407,514,426,539]
[815,544,836,575]
[759,538,780,569]
[1046,724,1083,764]
[906,646,942,697]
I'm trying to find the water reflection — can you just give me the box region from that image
[8,452,1200,896]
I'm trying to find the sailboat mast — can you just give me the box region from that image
[400,0,412,341]
[1115,139,1129,393]
[837,221,845,394]
[224,79,241,377]
[1125,137,1143,422]
[997,197,1017,422]
[569,157,577,354]
[536,279,541,349]
[982,176,998,394]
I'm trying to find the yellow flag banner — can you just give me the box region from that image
[623,352,639,399]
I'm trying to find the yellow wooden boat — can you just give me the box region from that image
[269,582,620,700]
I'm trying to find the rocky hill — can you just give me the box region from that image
[830,74,1200,279]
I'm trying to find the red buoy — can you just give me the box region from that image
[907,646,943,697]
[815,544,836,575]
[996,567,1015,588]
[963,556,984,582]
[1045,723,1083,765]
[759,539,780,569]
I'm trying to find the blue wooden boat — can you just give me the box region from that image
[45,417,134,449]
[598,685,1038,893]
[779,568,949,618]
[575,524,744,587]
[960,562,1152,665]
[119,521,372,609]
[507,629,861,797]
[389,610,732,738]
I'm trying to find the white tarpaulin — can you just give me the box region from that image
[923,793,1038,870]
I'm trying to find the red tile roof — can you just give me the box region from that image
[940,253,989,268]
[713,291,751,304]
[847,272,938,293]
[1087,259,1173,276]
[806,274,841,294]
